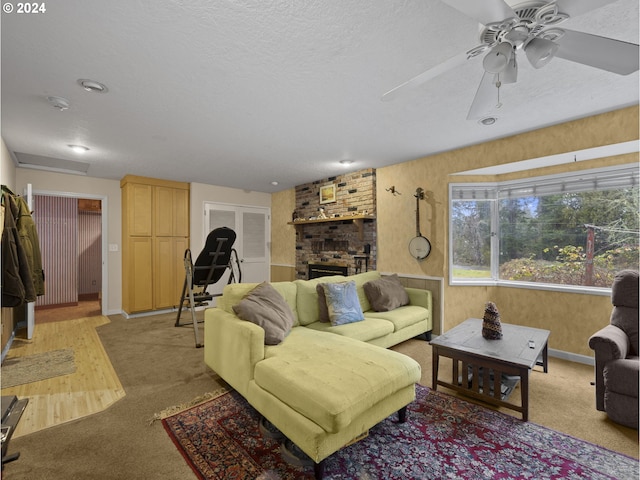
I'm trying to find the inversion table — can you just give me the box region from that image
[175,227,241,347]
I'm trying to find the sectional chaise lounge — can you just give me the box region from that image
[204,270,433,478]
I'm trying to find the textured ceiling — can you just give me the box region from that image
[1,0,638,192]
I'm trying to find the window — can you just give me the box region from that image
[450,165,639,290]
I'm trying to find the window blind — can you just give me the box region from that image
[451,164,638,200]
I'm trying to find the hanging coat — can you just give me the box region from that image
[15,195,45,296]
[1,193,36,306]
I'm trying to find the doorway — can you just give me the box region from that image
[203,202,270,297]
[33,194,106,322]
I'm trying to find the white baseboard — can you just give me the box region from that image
[119,304,213,320]
[548,348,594,366]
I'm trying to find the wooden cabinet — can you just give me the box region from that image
[121,175,189,314]
[123,182,153,236]
[153,237,188,309]
[154,186,189,237]
[122,237,153,312]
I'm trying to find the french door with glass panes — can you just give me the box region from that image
[203,202,270,296]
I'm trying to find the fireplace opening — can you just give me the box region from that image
[308,263,348,279]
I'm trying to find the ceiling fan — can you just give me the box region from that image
[381,0,639,120]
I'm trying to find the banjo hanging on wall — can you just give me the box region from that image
[409,187,431,260]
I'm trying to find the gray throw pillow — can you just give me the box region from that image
[233,282,295,345]
[363,274,409,312]
[316,283,330,322]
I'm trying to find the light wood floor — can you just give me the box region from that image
[1,315,125,438]
[35,297,102,324]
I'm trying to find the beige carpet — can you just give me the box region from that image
[391,339,639,458]
[3,312,637,480]
[1,349,76,388]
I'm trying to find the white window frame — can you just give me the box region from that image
[449,164,639,296]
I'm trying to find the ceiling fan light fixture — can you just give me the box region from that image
[502,55,518,84]
[483,42,513,74]
[525,37,559,69]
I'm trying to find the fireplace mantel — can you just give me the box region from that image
[288,214,375,241]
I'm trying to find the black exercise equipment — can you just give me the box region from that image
[175,227,241,347]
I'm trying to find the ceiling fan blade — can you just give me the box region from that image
[441,0,516,26]
[381,51,472,101]
[554,29,639,75]
[554,0,617,18]
[467,72,500,120]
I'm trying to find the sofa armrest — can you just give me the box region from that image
[588,324,630,411]
[405,287,432,313]
[589,324,629,361]
[204,307,265,397]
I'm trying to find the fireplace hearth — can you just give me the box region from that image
[308,263,349,279]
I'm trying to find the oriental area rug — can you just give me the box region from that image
[161,384,639,480]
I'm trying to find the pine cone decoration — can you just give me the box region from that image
[482,301,503,340]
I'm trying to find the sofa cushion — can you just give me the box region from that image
[611,306,639,357]
[610,271,639,357]
[295,275,346,326]
[322,281,365,326]
[604,357,640,398]
[611,270,639,309]
[363,274,409,312]
[256,327,420,433]
[305,317,394,342]
[364,305,429,332]
[348,270,382,313]
[232,282,295,345]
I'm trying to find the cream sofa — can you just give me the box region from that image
[204,271,431,478]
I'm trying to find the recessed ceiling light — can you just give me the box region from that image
[479,116,497,126]
[77,79,108,93]
[271,181,279,186]
[339,159,354,165]
[47,96,70,111]
[68,144,89,154]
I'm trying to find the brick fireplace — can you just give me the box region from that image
[292,169,376,279]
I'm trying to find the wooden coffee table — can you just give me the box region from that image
[430,318,549,421]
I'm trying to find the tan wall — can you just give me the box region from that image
[1,138,16,190]
[270,188,296,268]
[270,106,639,357]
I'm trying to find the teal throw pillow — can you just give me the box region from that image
[322,281,365,326]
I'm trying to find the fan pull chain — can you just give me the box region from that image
[495,74,503,109]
